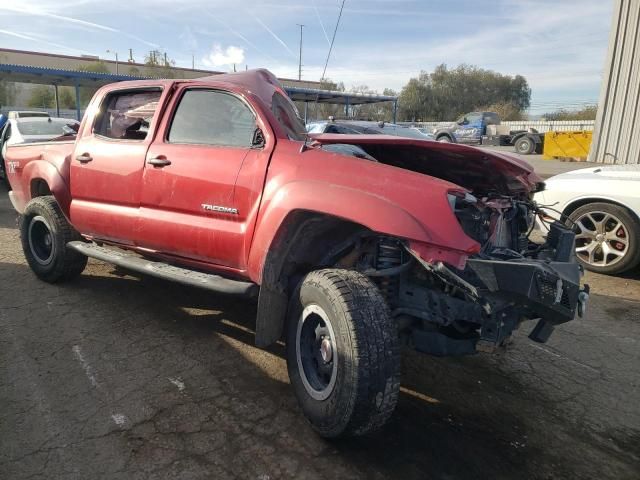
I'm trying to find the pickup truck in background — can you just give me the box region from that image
[4,69,588,438]
[432,111,544,155]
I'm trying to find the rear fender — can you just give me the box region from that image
[17,160,70,216]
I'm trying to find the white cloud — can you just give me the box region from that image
[202,44,245,68]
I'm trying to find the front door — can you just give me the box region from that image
[454,112,483,144]
[69,87,164,244]
[138,86,271,270]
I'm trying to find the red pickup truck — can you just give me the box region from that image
[5,69,588,438]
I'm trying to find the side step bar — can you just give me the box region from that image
[67,241,258,297]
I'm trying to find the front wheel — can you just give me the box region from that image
[436,135,452,143]
[286,269,401,438]
[20,196,87,282]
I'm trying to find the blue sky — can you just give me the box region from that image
[0,0,613,114]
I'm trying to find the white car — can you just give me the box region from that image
[1,117,79,183]
[534,165,640,275]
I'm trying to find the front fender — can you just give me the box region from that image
[247,180,476,282]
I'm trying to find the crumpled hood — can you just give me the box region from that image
[312,134,541,196]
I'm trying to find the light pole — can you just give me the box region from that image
[106,49,119,74]
[297,24,304,81]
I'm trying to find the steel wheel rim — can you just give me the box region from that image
[296,304,338,401]
[517,140,531,153]
[573,210,629,267]
[28,215,55,266]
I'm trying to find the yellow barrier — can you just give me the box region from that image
[543,131,592,160]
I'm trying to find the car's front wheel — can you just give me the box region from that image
[20,196,87,282]
[568,202,640,274]
[286,269,401,438]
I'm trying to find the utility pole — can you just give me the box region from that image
[106,49,119,74]
[297,24,304,81]
[192,53,195,70]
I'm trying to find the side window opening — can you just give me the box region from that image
[168,89,256,147]
[94,89,162,141]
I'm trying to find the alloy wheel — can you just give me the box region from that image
[573,210,629,268]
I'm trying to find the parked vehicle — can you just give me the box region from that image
[308,119,434,140]
[534,165,640,275]
[0,117,79,185]
[431,111,544,155]
[7,110,51,119]
[4,69,588,438]
[432,111,500,144]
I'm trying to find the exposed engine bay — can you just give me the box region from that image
[318,141,589,355]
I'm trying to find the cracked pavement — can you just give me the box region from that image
[1,185,639,479]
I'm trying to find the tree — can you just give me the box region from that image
[0,80,18,108]
[398,64,531,121]
[59,87,76,109]
[144,50,182,78]
[27,85,55,109]
[477,101,524,121]
[543,105,598,121]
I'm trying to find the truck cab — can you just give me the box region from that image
[434,111,500,144]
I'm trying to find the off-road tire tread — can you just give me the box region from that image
[20,196,87,282]
[288,269,401,438]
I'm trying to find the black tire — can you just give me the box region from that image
[514,136,535,155]
[286,269,401,438]
[567,202,640,275]
[20,196,87,282]
[436,135,452,143]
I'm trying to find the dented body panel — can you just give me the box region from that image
[4,69,586,354]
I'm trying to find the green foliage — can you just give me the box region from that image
[398,64,531,121]
[543,105,598,121]
[477,101,524,121]
[27,85,55,108]
[59,87,76,109]
[77,60,110,74]
[0,80,19,108]
[144,50,181,78]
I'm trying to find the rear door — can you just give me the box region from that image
[138,85,273,270]
[69,87,165,244]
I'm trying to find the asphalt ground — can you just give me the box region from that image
[1,182,639,480]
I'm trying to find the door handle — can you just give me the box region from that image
[76,153,93,163]
[147,156,171,167]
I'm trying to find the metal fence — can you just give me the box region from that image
[406,120,595,133]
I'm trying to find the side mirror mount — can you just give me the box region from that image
[251,127,265,148]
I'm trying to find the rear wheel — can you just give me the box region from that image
[514,136,535,155]
[286,269,400,438]
[20,196,87,282]
[436,135,452,143]
[567,202,640,274]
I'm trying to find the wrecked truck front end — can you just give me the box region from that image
[385,199,588,356]
[313,137,589,356]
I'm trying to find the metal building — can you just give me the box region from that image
[589,0,640,164]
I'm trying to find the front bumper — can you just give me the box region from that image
[403,221,588,355]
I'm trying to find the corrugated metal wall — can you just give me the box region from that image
[589,0,640,164]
